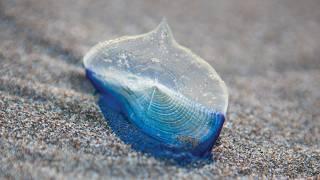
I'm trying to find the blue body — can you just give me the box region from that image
[86,69,225,164]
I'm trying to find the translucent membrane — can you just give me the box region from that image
[84,19,228,164]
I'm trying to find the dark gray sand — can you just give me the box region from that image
[0,0,319,179]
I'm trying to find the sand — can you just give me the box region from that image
[0,0,319,179]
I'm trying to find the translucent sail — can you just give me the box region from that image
[83,19,228,162]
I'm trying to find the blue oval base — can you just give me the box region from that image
[86,69,225,165]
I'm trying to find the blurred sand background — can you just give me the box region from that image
[0,0,319,179]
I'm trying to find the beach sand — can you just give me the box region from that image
[0,0,319,178]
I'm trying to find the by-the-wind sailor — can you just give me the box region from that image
[83,20,228,163]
